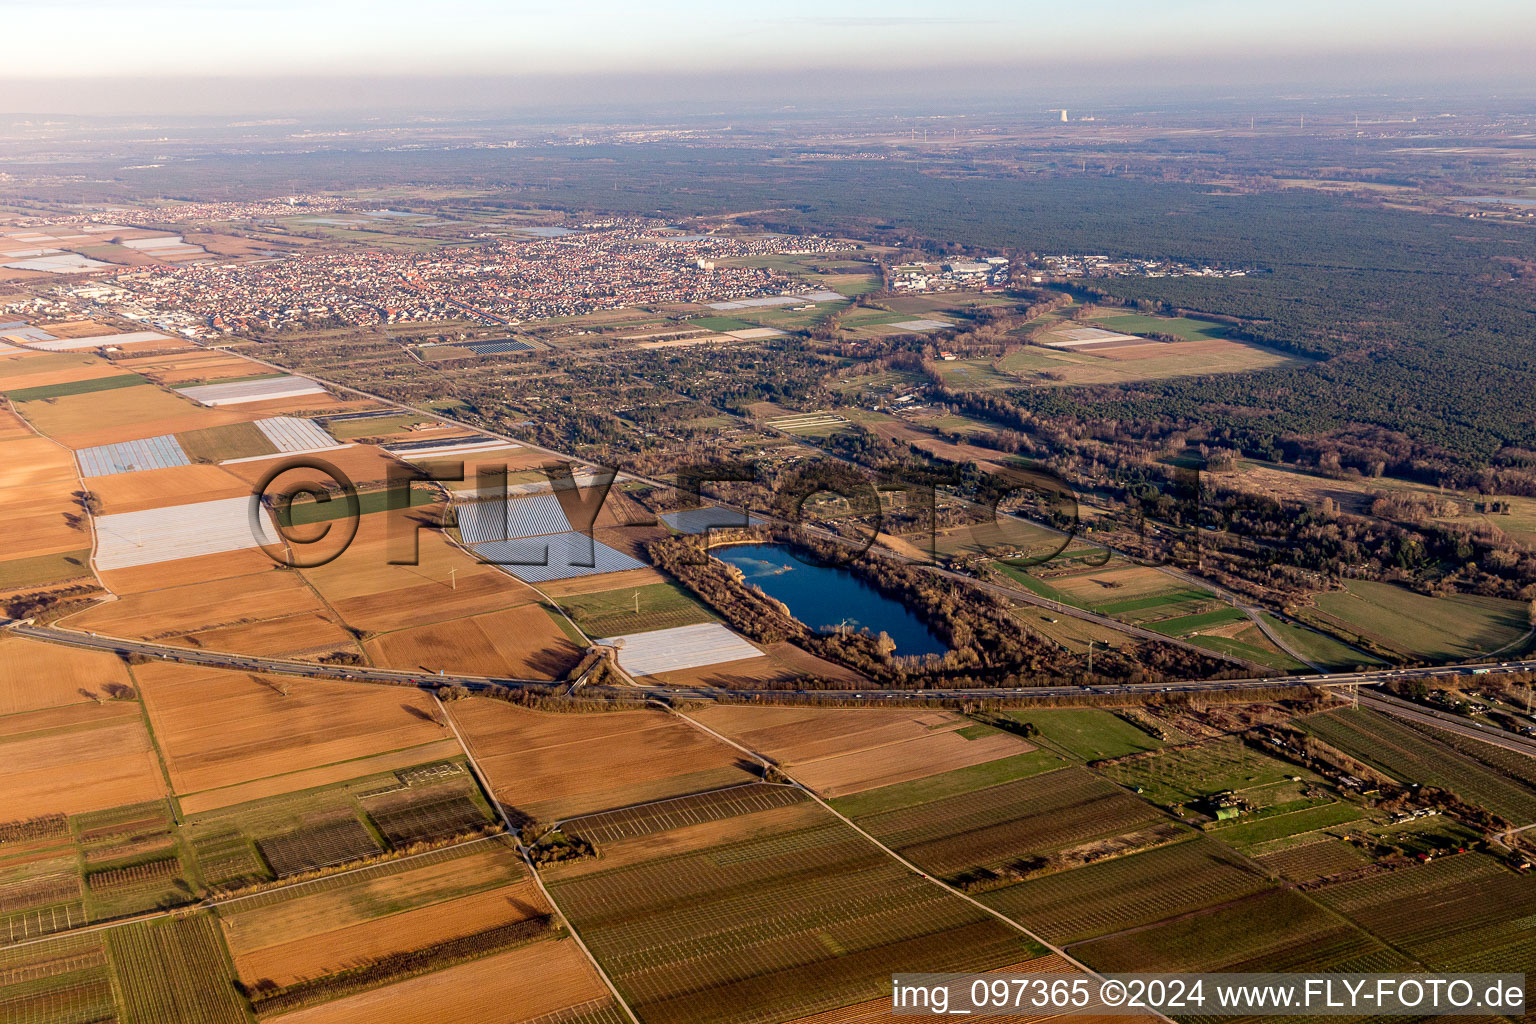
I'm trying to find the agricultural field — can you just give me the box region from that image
[1251,834,1371,881]
[222,844,536,990]
[1085,311,1236,342]
[1312,853,1536,974]
[999,335,1303,387]
[849,765,1166,879]
[1300,579,1533,662]
[180,756,493,889]
[555,580,717,638]
[0,702,167,819]
[0,635,134,714]
[363,602,583,678]
[688,704,1039,797]
[828,749,1069,819]
[1203,799,1366,848]
[0,433,95,569]
[0,932,118,1021]
[1009,603,1140,654]
[1073,887,1392,974]
[1003,708,1163,761]
[449,699,754,821]
[556,783,808,844]
[132,660,459,810]
[547,809,1042,1024]
[299,508,546,635]
[106,913,249,1024]
[267,937,612,1024]
[62,559,359,659]
[1096,737,1326,814]
[1302,708,1536,822]
[1000,562,1303,668]
[980,836,1274,944]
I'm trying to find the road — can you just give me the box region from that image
[1356,689,1536,756]
[10,618,1536,725]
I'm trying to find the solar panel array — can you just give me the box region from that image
[460,339,533,355]
[254,416,339,452]
[457,493,572,543]
[93,495,279,570]
[471,531,646,583]
[600,622,764,676]
[77,434,191,478]
[659,506,765,535]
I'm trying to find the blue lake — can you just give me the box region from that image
[714,543,946,657]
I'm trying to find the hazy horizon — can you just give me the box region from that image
[1,0,1533,116]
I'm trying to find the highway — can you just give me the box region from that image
[9,618,1536,721]
[1357,689,1536,756]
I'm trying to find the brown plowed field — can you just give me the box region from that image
[450,699,751,821]
[0,635,134,714]
[86,463,252,515]
[691,705,1034,796]
[365,604,581,679]
[230,880,549,987]
[179,740,462,815]
[134,661,449,798]
[647,640,867,689]
[302,511,538,634]
[66,564,329,635]
[0,436,89,558]
[0,702,166,817]
[219,443,410,490]
[170,611,360,659]
[267,938,606,1024]
[16,385,251,448]
[93,547,279,594]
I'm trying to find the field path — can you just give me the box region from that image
[664,701,1179,1024]
[435,692,643,1024]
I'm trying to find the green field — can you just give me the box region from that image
[1203,800,1364,847]
[685,316,755,332]
[176,420,277,463]
[278,486,439,527]
[557,581,717,638]
[1147,607,1249,635]
[1005,709,1163,761]
[325,413,429,440]
[0,548,92,589]
[1087,311,1232,342]
[1303,580,1532,661]
[6,373,147,402]
[829,750,1066,818]
[1258,612,1386,669]
[106,914,249,1024]
[1098,738,1320,811]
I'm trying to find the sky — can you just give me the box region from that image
[1,0,1532,114]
